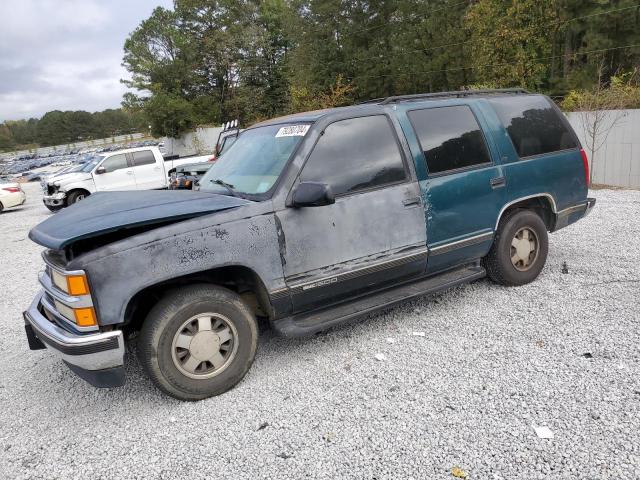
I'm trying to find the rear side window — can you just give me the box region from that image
[300,115,407,195]
[131,150,156,166]
[408,105,492,175]
[488,95,578,158]
[101,154,128,173]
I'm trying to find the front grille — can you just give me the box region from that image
[47,184,58,195]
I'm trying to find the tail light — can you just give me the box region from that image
[2,187,21,193]
[580,148,590,187]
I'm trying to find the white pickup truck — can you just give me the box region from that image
[42,146,210,211]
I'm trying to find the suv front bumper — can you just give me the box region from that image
[43,192,66,207]
[23,291,125,387]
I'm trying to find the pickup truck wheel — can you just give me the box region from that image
[138,284,258,401]
[66,191,88,205]
[484,209,548,286]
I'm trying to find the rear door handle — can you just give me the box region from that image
[126,170,134,175]
[490,177,506,189]
[403,196,422,207]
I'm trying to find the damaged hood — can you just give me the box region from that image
[29,190,251,249]
[47,171,92,186]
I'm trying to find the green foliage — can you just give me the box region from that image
[561,70,640,111]
[0,109,147,152]
[290,75,355,112]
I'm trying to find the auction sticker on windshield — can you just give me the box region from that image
[275,125,310,137]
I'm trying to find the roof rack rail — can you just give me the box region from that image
[379,88,530,105]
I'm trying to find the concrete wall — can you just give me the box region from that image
[162,126,223,157]
[566,109,640,188]
[0,133,147,160]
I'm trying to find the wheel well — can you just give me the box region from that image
[66,188,91,199]
[499,197,556,231]
[122,266,273,336]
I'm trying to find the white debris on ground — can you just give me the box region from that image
[1,183,639,479]
[533,425,555,440]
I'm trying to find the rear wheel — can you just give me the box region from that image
[66,190,88,206]
[0,201,3,213]
[138,284,258,401]
[484,209,549,286]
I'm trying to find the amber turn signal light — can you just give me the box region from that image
[67,275,89,296]
[74,307,97,327]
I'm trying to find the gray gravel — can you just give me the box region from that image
[1,182,639,479]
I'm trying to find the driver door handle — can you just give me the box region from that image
[126,170,134,175]
[490,176,506,189]
[403,196,422,207]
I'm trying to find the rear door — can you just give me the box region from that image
[92,153,136,191]
[406,104,506,272]
[129,149,165,190]
[277,114,428,312]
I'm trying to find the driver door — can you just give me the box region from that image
[93,153,137,191]
[276,115,428,312]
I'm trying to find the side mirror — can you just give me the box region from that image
[290,182,335,208]
[95,166,106,174]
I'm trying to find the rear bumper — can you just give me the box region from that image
[553,197,596,231]
[584,197,596,217]
[1,191,26,208]
[23,291,125,387]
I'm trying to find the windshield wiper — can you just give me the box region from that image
[210,178,242,198]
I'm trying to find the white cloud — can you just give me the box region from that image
[0,0,173,121]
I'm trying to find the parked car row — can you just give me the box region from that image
[0,140,163,177]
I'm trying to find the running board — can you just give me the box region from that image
[273,263,486,337]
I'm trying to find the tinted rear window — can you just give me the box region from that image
[488,96,578,158]
[132,150,156,166]
[408,105,492,175]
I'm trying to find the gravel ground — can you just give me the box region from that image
[1,182,639,479]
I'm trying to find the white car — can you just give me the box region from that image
[0,183,26,212]
[41,146,212,211]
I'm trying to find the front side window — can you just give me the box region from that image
[488,95,578,158]
[131,150,155,166]
[408,105,492,175]
[100,154,128,173]
[199,123,307,196]
[300,115,406,196]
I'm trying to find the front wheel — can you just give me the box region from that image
[66,190,88,206]
[484,209,549,286]
[138,284,258,401]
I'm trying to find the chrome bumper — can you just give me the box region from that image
[42,192,66,206]
[23,291,124,374]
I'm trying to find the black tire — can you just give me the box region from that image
[0,201,3,213]
[484,209,549,286]
[138,284,258,401]
[45,204,63,212]
[66,190,88,206]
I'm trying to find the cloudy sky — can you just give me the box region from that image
[0,0,173,122]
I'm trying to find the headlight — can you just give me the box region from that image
[50,269,90,296]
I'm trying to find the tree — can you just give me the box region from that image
[466,0,559,90]
[561,67,639,183]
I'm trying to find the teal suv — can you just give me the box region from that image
[25,89,595,400]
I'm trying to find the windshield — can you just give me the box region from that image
[200,123,308,196]
[219,135,237,155]
[66,155,105,173]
